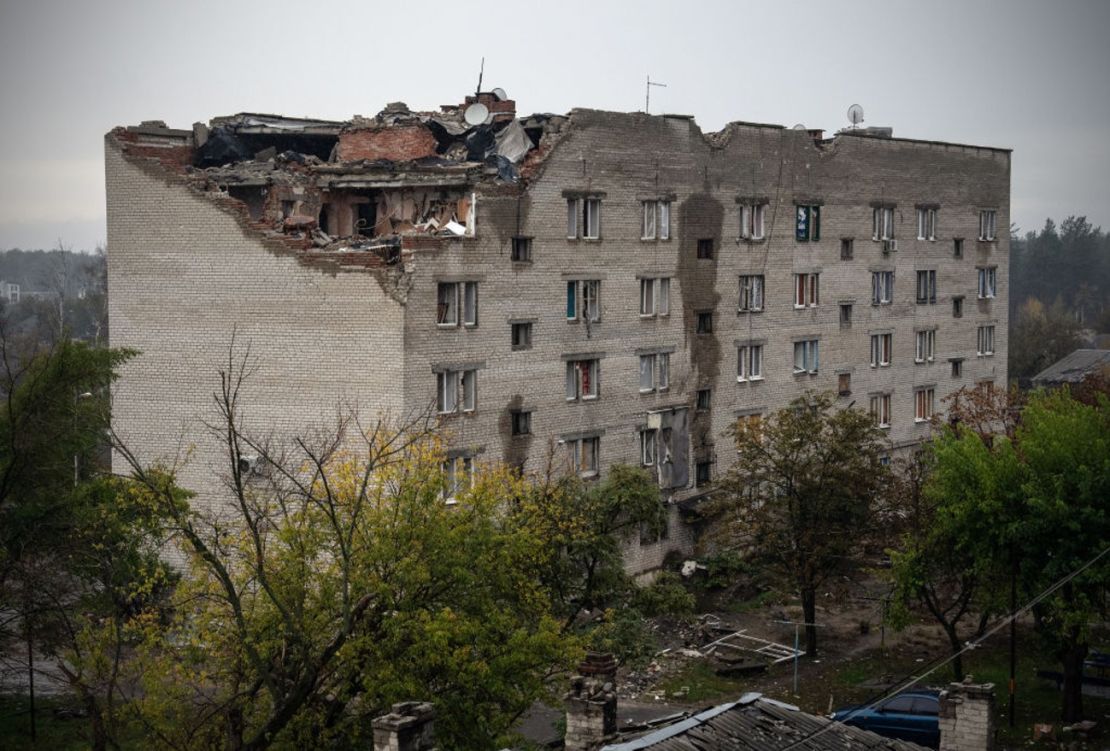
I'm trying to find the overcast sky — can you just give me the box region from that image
[0,0,1107,251]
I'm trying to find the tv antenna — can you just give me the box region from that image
[847,103,864,128]
[475,57,485,97]
[646,75,667,113]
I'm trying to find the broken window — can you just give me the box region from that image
[567,436,600,477]
[795,205,821,241]
[872,271,894,305]
[696,311,713,334]
[871,334,893,367]
[977,325,995,356]
[916,208,937,240]
[793,340,819,374]
[566,359,600,401]
[838,372,851,396]
[371,189,474,238]
[870,393,892,428]
[873,206,895,240]
[916,270,937,304]
[737,345,763,381]
[978,209,997,241]
[640,429,657,466]
[442,455,473,502]
[696,388,711,411]
[511,322,533,350]
[697,238,714,259]
[915,329,936,363]
[566,279,600,322]
[511,236,532,262]
[640,277,670,317]
[695,460,712,488]
[953,238,964,258]
[841,238,854,260]
[915,388,936,422]
[436,369,477,414]
[511,410,532,436]
[437,282,478,327]
[739,203,766,240]
[738,275,764,312]
[639,353,670,393]
[793,273,819,308]
[951,359,964,378]
[840,303,853,327]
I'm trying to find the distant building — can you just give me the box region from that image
[1031,348,1110,389]
[0,281,20,304]
[106,94,1010,574]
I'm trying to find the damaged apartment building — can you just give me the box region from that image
[106,90,1010,573]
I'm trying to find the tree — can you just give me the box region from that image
[113,347,579,750]
[1008,297,1082,382]
[909,387,1110,722]
[711,392,888,656]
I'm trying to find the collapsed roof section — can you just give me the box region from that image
[110,92,569,269]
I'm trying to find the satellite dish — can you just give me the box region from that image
[464,102,490,126]
[793,123,806,130]
[847,104,864,127]
[491,87,507,101]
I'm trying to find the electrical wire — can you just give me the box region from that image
[779,542,1110,750]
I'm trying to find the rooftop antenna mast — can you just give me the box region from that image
[646,75,667,113]
[475,57,485,97]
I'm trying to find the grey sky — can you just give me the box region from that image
[1,0,1107,251]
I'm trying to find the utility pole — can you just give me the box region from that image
[646,76,667,114]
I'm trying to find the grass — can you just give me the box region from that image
[656,660,743,703]
[0,694,93,751]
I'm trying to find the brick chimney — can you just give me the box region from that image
[372,701,436,751]
[938,680,995,751]
[564,652,618,751]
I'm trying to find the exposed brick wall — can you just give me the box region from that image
[336,124,438,162]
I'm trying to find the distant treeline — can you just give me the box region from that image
[0,247,107,344]
[1009,217,1110,380]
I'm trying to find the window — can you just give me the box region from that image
[442,456,473,501]
[697,238,714,259]
[915,387,936,422]
[511,322,533,350]
[840,303,853,327]
[977,325,995,356]
[436,369,477,414]
[872,206,895,240]
[639,353,670,393]
[737,345,763,381]
[951,359,963,378]
[870,393,892,428]
[639,277,670,317]
[696,388,711,411]
[953,238,964,258]
[567,436,599,477]
[977,267,997,299]
[641,200,671,240]
[511,410,532,436]
[695,460,712,488]
[916,208,937,240]
[871,333,892,367]
[916,270,937,304]
[793,273,820,308]
[511,236,532,262]
[566,279,601,322]
[871,271,894,305]
[567,197,601,239]
[841,238,854,260]
[838,372,851,396]
[879,455,891,467]
[915,330,936,363]
[437,281,478,327]
[566,359,600,401]
[739,203,766,240]
[793,340,819,374]
[796,205,821,241]
[978,209,997,241]
[696,311,713,334]
[953,296,964,318]
[738,275,764,312]
[640,429,657,466]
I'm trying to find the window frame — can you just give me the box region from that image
[566,359,600,401]
[511,321,533,350]
[870,393,892,428]
[739,203,767,240]
[916,207,937,241]
[510,409,532,436]
[639,277,670,317]
[978,209,997,241]
[568,435,600,478]
[793,339,820,374]
[870,333,893,368]
[795,204,821,242]
[871,271,894,305]
[511,236,533,263]
[738,275,765,313]
[640,428,657,466]
[567,279,602,322]
[977,325,995,356]
[915,269,937,304]
[436,281,478,327]
[793,273,820,308]
[977,267,997,299]
[737,344,764,382]
[840,238,854,260]
[872,206,895,240]
[436,368,478,415]
[696,238,715,259]
[915,329,936,363]
[639,352,670,393]
[915,387,936,422]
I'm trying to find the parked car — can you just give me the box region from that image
[831,690,940,748]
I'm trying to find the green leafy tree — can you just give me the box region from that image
[1008,296,1082,381]
[114,349,580,750]
[905,387,1109,721]
[711,392,888,656]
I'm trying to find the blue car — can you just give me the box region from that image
[831,690,941,749]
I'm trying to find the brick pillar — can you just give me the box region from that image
[938,680,995,751]
[372,702,436,751]
[564,653,618,751]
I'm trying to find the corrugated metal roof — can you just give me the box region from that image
[1031,348,1110,385]
[600,694,927,751]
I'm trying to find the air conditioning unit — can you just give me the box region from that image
[237,454,263,476]
[882,239,898,254]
